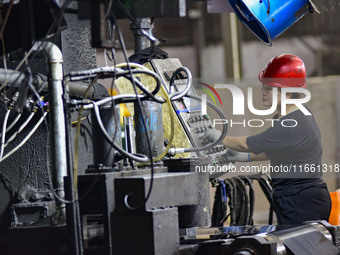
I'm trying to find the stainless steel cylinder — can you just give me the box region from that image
[134,100,164,160]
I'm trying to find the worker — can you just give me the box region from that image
[204,53,331,225]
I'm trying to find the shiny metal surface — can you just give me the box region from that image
[309,222,334,243]
[35,42,67,210]
[260,233,288,255]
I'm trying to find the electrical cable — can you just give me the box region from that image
[170,94,228,154]
[211,178,229,227]
[211,180,223,227]
[74,67,173,163]
[82,94,150,109]
[4,112,35,146]
[71,117,88,126]
[115,63,163,96]
[81,89,174,163]
[259,174,275,224]
[258,176,274,224]
[108,53,119,168]
[5,113,21,132]
[232,176,249,225]
[114,63,165,103]
[105,0,114,18]
[79,92,170,163]
[212,174,256,226]
[225,178,236,226]
[1,112,47,162]
[25,67,44,107]
[121,74,164,103]
[2,69,44,150]
[240,175,255,225]
[104,49,109,67]
[168,66,192,101]
[110,98,120,165]
[66,67,164,103]
[112,62,175,163]
[248,174,275,224]
[229,177,243,226]
[0,109,10,161]
[92,101,148,162]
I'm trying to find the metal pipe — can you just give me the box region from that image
[130,18,152,53]
[36,41,84,255]
[33,41,67,217]
[0,68,25,85]
[0,68,95,98]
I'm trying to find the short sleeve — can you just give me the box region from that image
[246,124,292,155]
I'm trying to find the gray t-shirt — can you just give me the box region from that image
[246,109,324,197]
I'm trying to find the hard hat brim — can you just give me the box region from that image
[258,71,307,88]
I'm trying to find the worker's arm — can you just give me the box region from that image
[203,129,269,162]
[222,136,249,152]
[223,136,269,162]
[249,152,269,161]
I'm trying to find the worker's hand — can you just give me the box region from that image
[202,128,222,144]
[226,149,251,162]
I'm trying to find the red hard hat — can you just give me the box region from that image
[258,54,307,88]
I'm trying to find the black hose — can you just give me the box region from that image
[168,66,192,101]
[118,75,165,104]
[233,176,249,226]
[240,175,255,225]
[92,103,149,162]
[259,175,275,224]
[211,181,224,227]
[117,70,163,99]
[225,178,236,226]
[248,174,276,224]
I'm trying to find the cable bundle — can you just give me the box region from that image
[211,173,275,227]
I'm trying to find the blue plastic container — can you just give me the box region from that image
[227,0,316,46]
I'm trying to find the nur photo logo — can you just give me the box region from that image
[198,83,311,116]
[197,82,223,115]
[196,82,312,128]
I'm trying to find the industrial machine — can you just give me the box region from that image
[0,0,339,255]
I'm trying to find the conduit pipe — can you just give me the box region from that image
[33,41,67,217]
